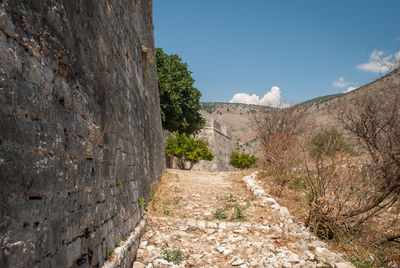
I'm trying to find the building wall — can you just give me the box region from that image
[193,118,235,171]
[0,1,164,267]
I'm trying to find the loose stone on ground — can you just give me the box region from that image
[134,169,354,267]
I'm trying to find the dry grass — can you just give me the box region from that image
[146,168,285,230]
[146,169,256,219]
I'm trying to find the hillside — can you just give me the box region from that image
[297,68,400,128]
[200,103,270,155]
[200,68,400,155]
[295,68,400,112]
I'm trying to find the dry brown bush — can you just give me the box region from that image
[335,81,400,242]
[303,81,400,241]
[254,79,400,244]
[303,140,376,239]
[254,107,306,196]
[254,75,400,264]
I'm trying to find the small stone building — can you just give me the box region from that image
[192,117,235,171]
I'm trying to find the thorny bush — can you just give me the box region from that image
[305,82,400,241]
[254,107,305,196]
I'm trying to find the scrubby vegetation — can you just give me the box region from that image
[230,205,247,221]
[161,248,183,264]
[106,247,114,260]
[229,151,257,169]
[139,197,147,210]
[255,81,400,266]
[307,128,354,159]
[213,195,249,221]
[165,133,214,170]
[201,102,218,114]
[294,93,345,110]
[254,107,305,196]
[213,208,228,220]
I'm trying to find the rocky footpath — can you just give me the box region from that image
[133,170,353,267]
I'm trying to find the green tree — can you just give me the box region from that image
[308,128,354,160]
[165,134,214,170]
[156,48,205,135]
[229,152,257,169]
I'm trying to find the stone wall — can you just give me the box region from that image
[0,1,164,267]
[192,117,235,171]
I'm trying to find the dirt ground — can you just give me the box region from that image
[147,169,267,221]
[134,169,353,267]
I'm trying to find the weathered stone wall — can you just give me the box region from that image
[0,1,164,267]
[192,117,235,171]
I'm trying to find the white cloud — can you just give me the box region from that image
[229,93,260,105]
[229,86,290,107]
[333,76,350,88]
[357,49,400,73]
[344,86,358,93]
[333,76,358,92]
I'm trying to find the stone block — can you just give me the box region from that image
[1,1,164,267]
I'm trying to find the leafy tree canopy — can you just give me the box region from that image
[156,48,205,135]
[165,133,214,170]
[229,152,257,169]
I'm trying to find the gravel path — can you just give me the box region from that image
[133,169,353,268]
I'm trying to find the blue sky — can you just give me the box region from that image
[153,1,400,105]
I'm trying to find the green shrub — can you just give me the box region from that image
[162,248,183,264]
[229,151,257,169]
[162,201,170,215]
[149,185,161,208]
[230,205,247,221]
[346,256,373,268]
[308,129,354,159]
[139,197,147,210]
[289,174,307,190]
[165,133,214,170]
[213,208,228,220]
[106,247,113,259]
